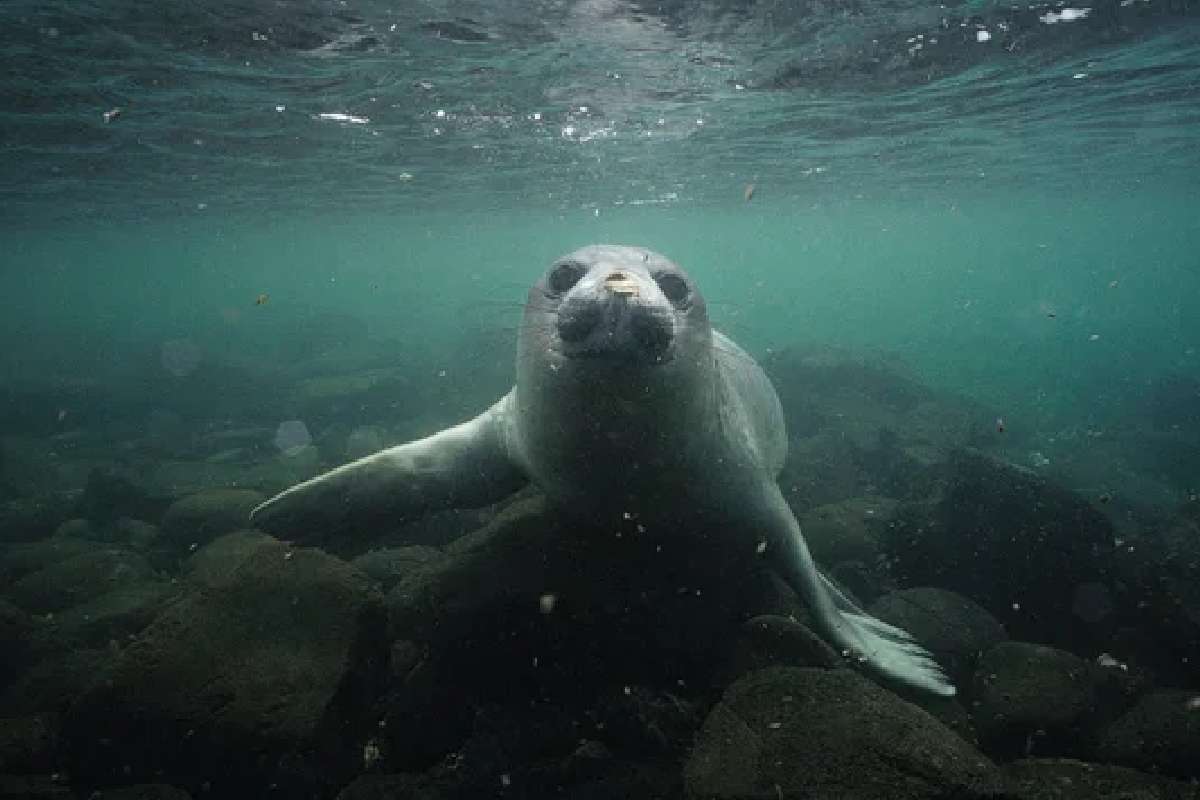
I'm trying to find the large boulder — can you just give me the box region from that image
[683,666,996,800]
[1002,757,1200,800]
[3,548,156,615]
[159,488,264,550]
[64,543,388,797]
[884,449,1117,651]
[1097,690,1200,780]
[971,642,1105,759]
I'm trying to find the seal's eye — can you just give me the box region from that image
[548,261,587,294]
[655,272,690,304]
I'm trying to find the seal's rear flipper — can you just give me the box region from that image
[250,393,527,541]
[759,484,956,698]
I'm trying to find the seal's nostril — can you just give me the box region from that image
[557,300,602,343]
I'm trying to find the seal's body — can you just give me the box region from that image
[251,245,955,697]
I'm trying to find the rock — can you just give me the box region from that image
[0,537,99,586]
[64,544,387,797]
[1097,690,1200,779]
[1002,757,1200,800]
[722,614,841,682]
[184,529,281,587]
[0,599,38,688]
[74,468,169,526]
[684,666,996,800]
[52,519,94,541]
[336,773,450,800]
[0,497,69,544]
[159,488,264,550]
[799,497,896,565]
[109,518,160,549]
[972,642,1105,759]
[0,713,59,773]
[885,449,1117,651]
[386,496,765,695]
[351,546,443,591]
[869,587,1006,683]
[0,774,73,799]
[593,685,702,758]
[95,785,193,800]
[4,549,156,614]
[47,580,176,647]
[0,648,116,715]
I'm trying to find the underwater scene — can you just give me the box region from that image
[2,0,1200,798]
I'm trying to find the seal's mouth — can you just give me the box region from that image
[556,293,675,365]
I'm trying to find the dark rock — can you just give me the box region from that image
[0,497,70,544]
[64,545,387,797]
[351,546,443,591]
[336,773,449,800]
[4,549,155,614]
[798,496,897,599]
[109,518,160,549]
[0,538,99,585]
[52,519,94,541]
[1002,757,1200,800]
[869,587,1006,684]
[0,648,115,716]
[159,488,264,550]
[0,774,73,799]
[972,642,1104,759]
[47,580,176,647]
[593,685,702,758]
[683,666,996,800]
[94,785,193,800]
[884,449,1117,651]
[0,713,59,773]
[74,468,169,527]
[0,599,38,689]
[722,614,841,682]
[1112,513,1200,688]
[1097,690,1200,779]
[183,529,281,587]
[386,496,765,697]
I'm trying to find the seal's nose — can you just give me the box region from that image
[604,271,639,297]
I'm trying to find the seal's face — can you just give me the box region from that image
[529,245,709,368]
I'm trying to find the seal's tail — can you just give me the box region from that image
[819,572,956,697]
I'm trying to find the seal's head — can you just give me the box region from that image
[525,245,710,370]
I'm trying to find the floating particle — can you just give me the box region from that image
[1098,491,1112,504]
[744,183,756,202]
[255,293,270,306]
[103,108,123,123]
[996,417,1006,433]
[976,30,992,42]
[538,593,557,614]
[1108,279,1119,288]
[275,104,286,112]
[1088,333,1100,341]
[316,111,369,124]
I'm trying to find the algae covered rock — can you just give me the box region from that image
[4,548,155,614]
[1002,757,1200,800]
[159,488,264,549]
[1097,690,1200,780]
[64,543,387,797]
[684,666,995,800]
[972,641,1103,759]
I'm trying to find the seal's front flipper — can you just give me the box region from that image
[757,484,956,697]
[250,394,526,541]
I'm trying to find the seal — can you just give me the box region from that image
[250,244,955,697]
